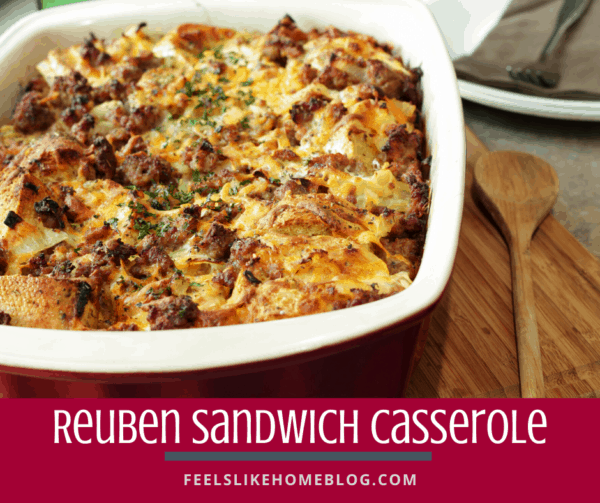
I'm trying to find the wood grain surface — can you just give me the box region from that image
[474,150,561,398]
[405,128,600,398]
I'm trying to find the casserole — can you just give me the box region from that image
[0,0,464,397]
[1,15,427,330]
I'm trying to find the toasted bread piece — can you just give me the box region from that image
[0,276,103,329]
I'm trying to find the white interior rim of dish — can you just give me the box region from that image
[0,0,465,374]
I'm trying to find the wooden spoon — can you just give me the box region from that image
[473,151,559,398]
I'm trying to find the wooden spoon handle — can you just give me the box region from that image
[510,243,545,398]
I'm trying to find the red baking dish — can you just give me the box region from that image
[0,0,464,398]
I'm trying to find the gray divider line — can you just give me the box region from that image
[165,452,432,461]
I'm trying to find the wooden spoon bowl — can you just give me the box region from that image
[473,151,559,398]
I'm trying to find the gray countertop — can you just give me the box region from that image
[464,100,600,260]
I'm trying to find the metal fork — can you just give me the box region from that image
[506,0,591,88]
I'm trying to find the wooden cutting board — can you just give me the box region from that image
[405,128,600,398]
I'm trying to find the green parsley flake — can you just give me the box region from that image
[104,217,119,229]
[213,45,223,59]
[133,218,156,240]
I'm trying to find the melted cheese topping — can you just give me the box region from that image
[0,19,428,331]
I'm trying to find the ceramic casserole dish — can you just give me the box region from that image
[0,0,464,397]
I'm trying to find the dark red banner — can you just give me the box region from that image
[0,399,597,501]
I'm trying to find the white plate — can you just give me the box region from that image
[424,0,600,121]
